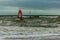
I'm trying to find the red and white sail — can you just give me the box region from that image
[18,10,22,19]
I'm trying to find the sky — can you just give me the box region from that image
[0,0,60,15]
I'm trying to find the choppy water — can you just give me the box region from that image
[0,26,60,40]
[0,16,60,40]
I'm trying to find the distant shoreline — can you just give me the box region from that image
[0,15,59,16]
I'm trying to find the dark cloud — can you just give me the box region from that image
[0,0,60,15]
[0,0,60,9]
[17,0,60,9]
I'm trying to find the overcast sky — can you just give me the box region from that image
[0,0,60,15]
